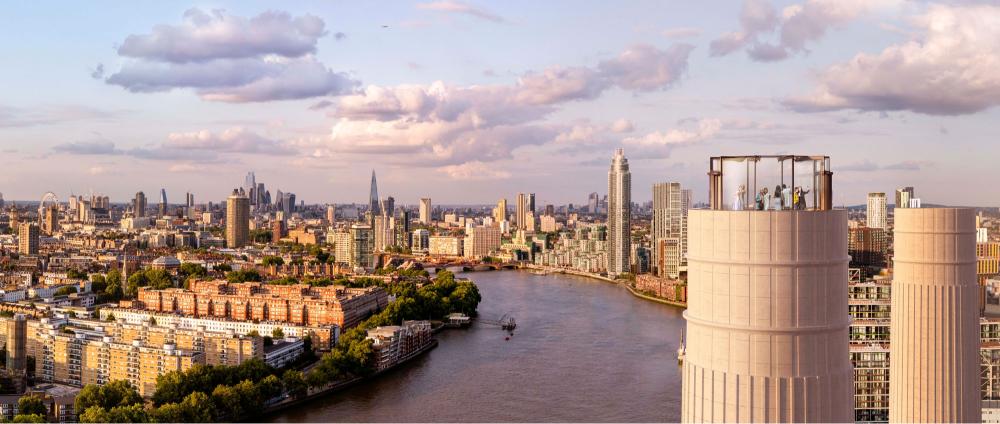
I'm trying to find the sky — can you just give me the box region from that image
[1,0,998,207]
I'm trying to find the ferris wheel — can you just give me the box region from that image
[38,191,59,217]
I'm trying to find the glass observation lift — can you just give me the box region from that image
[707,155,833,211]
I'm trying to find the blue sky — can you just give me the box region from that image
[1,0,997,207]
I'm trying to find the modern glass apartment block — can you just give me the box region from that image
[848,270,892,423]
[681,155,852,423]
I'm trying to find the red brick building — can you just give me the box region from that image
[135,280,388,329]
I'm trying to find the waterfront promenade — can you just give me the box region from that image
[523,264,687,308]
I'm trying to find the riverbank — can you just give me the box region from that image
[523,264,686,309]
[258,338,439,420]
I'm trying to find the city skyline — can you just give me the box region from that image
[3,1,1000,205]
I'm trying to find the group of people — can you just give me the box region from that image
[732,184,810,211]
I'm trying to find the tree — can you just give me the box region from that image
[75,380,142,413]
[103,404,150,423]
[178,263,207,279]
[17,395,47,416]
[66,269,88,280]
[271,327,284,339]
[11,414,46,423]
[214,263,233,273]
[261,256,284,267]
[79,406,109,423]
[256,374,283,401]
[282,370,308,398]
[54,286,78,297]
[226,269,262,284]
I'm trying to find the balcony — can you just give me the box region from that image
[708,155,833,211]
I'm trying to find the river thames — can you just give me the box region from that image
[270,270,686,422]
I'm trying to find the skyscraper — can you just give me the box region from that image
[326,204,336,224]
[528,193,536,214]
[369,170,380,216]
[6,314,26,376]
[134,191,147,218]
[158,188,168,217]
[682,155,850,422]
[18,222,39,255]
[244,172,256,205]
[494,198,508,224]
[419,198,432,224]
[652,182,684,278]
[606,149,631,277]
[889,208,980,422]
[225,188,250,248]
[894,186,914,210]
[516,193,527,230]
[867,192,887,229]
[588,192,599,214]
[380,196,395,218]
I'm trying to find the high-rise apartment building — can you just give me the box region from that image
[682,155,850,422]
[894,187,914,209]
[606,149,631,277]
[494,198,508,224]
[18,222,39,255]
[516,193,527,230]
[134,191,147,218]
[326,204,336,224]
[464,225,501,259]
[225,188,250,248]
[158,188,168,217]
[411,229,430,253]
[419,198,432,224]
[867,192,887,229]
[652,182,685,278]
[373,214,394,252]
[888,208,980,422]
[6,314,26,376]
[350,224,374,268]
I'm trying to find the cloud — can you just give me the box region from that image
[107,56,357,103]
[785,4,1000,115]
[51,128,289,161]
[0,105,122,128]
[167,163,199,172]
[308,99,334,110]
[840,160,930,172]
[118,8,326,63]
[663,27,701,39]
[597,44,694,91]
[437,161,511,180]
[710,0,883,62]
[103,9,356,102]
[88,166,108,176]
[417,1,506,23]
[624,118,722,146]
[334,32,347,41]
[322,44,692,166]
[611,119,635,133]
[839,160,880,172]
[164,127,295,155]
[90,63,105,79]
[53,140,118,155]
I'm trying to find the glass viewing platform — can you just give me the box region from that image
[708,155,833,211]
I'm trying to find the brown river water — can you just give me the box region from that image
[268,270,685,422]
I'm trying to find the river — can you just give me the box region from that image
[269,270,686,422]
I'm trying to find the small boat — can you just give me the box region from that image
[677,330,686,364]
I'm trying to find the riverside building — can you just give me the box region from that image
[132,280,388,329]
